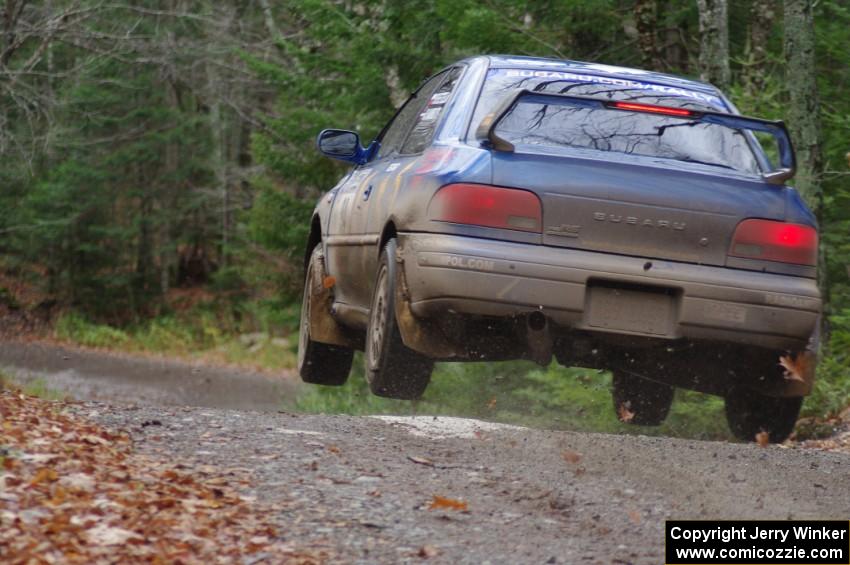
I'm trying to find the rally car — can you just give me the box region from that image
[298,55,821,443]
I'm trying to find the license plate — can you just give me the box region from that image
[586,286,674,336]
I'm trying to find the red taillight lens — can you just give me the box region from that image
[429,183,542,233]
[729,219,818,266]
[608,101,696,118]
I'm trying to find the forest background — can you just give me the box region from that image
[1,0,848,438]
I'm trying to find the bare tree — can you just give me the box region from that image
[634,0,661,70]
[696,0,730,89]
[784,0,822,213]
[745,0,777,94]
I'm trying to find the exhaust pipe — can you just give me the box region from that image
[528,311,547,332]
[526,311,552,366]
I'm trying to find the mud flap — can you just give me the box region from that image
[308,248,360,349]
[393,255,459,359]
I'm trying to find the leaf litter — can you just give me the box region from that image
[0,390,325,564]
[427,495,468,511]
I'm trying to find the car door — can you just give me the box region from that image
[324,163,377,311]
[325,70,451,311]
[359,68,465,300]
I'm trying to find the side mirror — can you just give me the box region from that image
[317,129,376,165]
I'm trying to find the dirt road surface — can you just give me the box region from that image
[0,340,294,410]
[2,340,849,563]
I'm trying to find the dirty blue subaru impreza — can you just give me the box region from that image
[298,55,821,443]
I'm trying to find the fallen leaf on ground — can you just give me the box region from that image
[82,434,109,445]
[756,431,770,447]
[86,524,142,546]
[428,495,468,511]
[418,545,439,558]
[60,471,96,491]
[407,455,435,467]
[0,390,326,563]
[29,466,58,486]
[561,450,582,465]
[486,397,497,409]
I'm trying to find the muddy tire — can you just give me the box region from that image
[612,371,674,426]
[298,244,354,386]
[724,388,802,443]
[365,239,433,399]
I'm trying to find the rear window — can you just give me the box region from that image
[474,69,761,174]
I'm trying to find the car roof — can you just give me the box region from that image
[466,55,721,96]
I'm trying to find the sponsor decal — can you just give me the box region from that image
[765,294,810,308]
[502,58,570,68]
[419,106,441,121]
[494,68,723,107]
[429,91,451,105]
[441,255,495,271]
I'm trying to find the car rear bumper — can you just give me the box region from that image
[397,232,821,351]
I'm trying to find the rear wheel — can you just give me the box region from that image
[724,388,802,443]
[612,371,674,426]
[365,239,433,399]
[298,244,354,385]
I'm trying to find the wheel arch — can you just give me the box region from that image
[378,220,398,256]
[305,214,322,269]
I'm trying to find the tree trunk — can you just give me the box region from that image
[210,86,229,269]
[745,0,777,95]
[161,77,180,299]
[783,0,822,213]
[696,0,730,89]
[784,0,826,344]
[257,0,282,43]
[634,0,661,70]
[660,0,689,73]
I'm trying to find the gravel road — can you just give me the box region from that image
[78,404,849,564]
[0,340,294,410]
[3,340,849,563]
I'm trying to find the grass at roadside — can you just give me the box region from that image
[295,354,733,441]
[51,308,849,441]
[53,310,299,371]
[0,370,66,401]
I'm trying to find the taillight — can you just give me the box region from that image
[429,183,542,233]
[729,219,818,266]
[607,101,697,118]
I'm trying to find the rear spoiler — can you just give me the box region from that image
[475,90,796,185]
